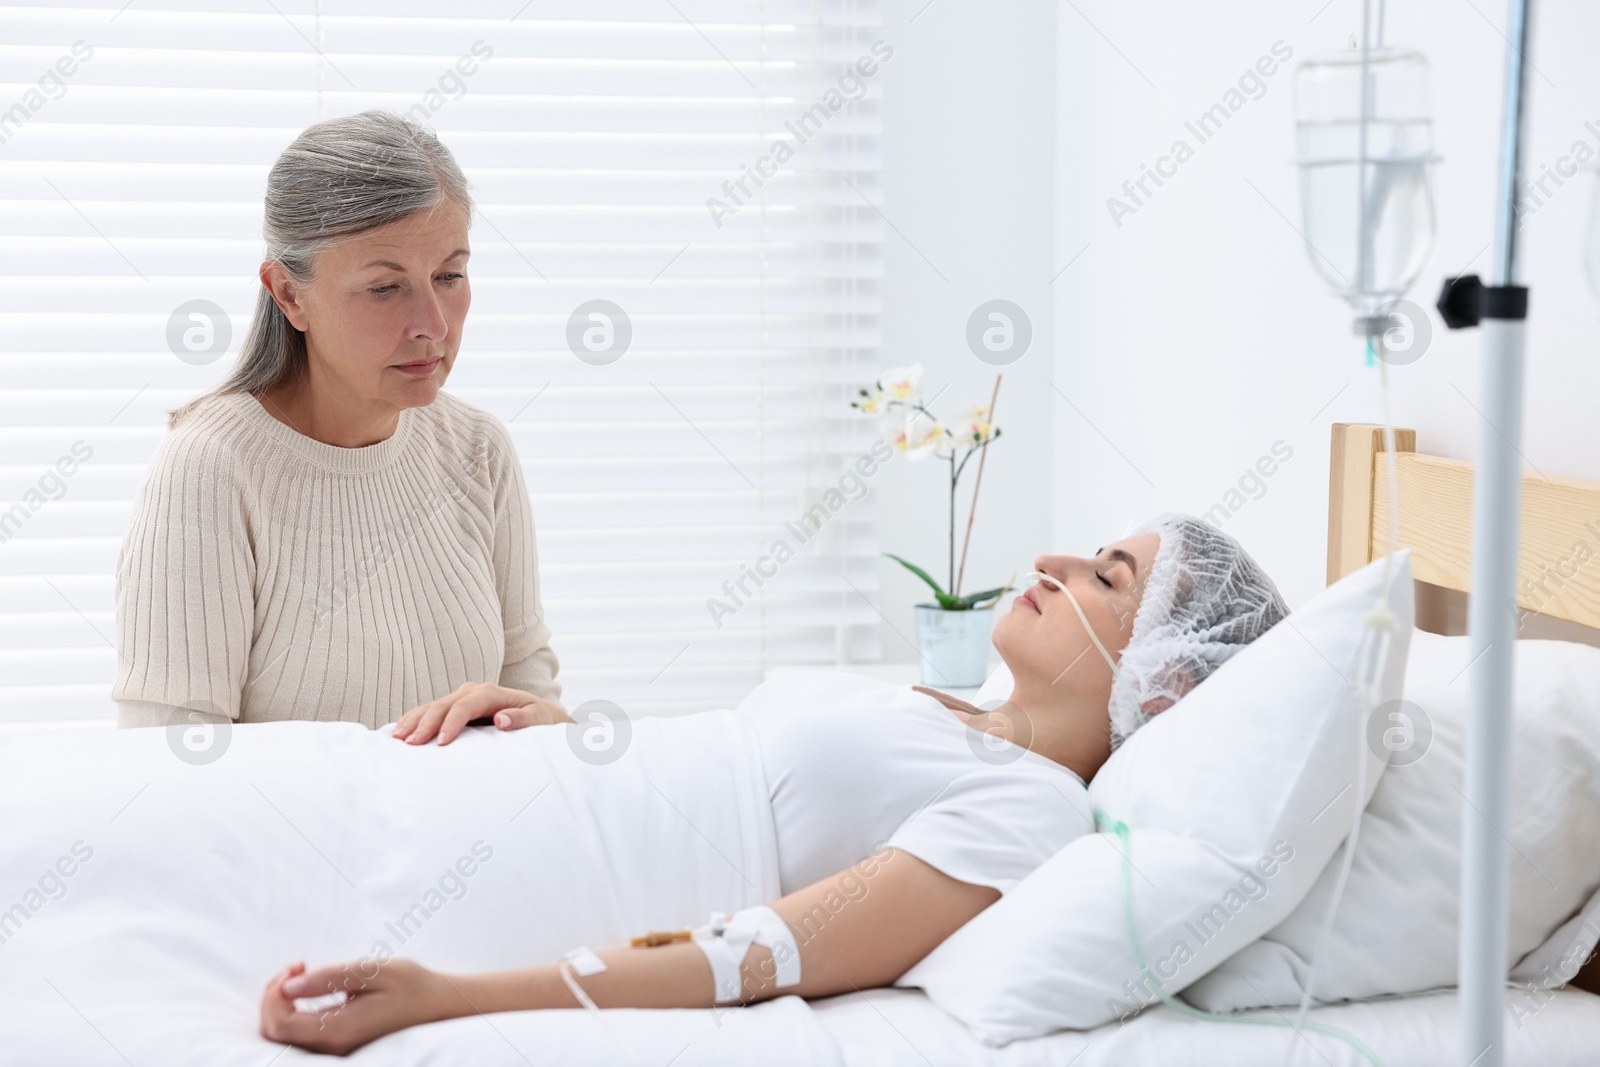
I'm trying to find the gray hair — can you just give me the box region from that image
[170,109,473,427]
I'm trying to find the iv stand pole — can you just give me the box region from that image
[1445,0,1533,1063]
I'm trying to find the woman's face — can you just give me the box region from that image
[274,203,471,412]
[993,531,1161,705]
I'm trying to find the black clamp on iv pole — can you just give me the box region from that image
[1435,273,1528,328]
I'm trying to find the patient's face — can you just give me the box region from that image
[993,531,1159,711]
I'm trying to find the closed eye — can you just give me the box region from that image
[1097,572,1113,589]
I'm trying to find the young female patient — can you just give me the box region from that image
[259,513,1287,1054]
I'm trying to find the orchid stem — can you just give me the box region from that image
[953,374,1003,599]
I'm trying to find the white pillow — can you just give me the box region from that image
[1185,629,1600,1012]
[897,551,1414,1044]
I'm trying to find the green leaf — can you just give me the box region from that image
[884,553,957,607]
[952,583,1013,610]
[949,572,1017,611]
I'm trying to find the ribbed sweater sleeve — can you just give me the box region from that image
[487,418,562,704]
[117,699,186,729]
[112,420,254,721]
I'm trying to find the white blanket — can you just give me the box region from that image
[8,716,1600,1067]
[0,714,819,1065]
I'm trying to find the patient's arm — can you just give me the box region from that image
[260,847,995,1053]
[509,847,998,1007]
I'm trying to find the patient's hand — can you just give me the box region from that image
[392,683,572,746]
[259,958,447,1055]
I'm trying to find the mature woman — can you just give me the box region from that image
[113,111,565,735]
[258,513,1289,1055]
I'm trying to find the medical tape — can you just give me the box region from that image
[557,945,609,1013]
[737,905,803,988]
[553,943,652,1067]
[565,945,608,977]
[691,905,802,1004]
[694,912,756,1004]
[557,906,801,1011]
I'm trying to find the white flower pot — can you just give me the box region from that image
[913,603,997,688]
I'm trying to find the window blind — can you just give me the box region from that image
[0,0,886,723]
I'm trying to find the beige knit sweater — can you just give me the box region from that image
[112,390,560,728]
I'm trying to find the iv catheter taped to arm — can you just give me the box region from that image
[556,904,802,1011]
[693,906,802,1004]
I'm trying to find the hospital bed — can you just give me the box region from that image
[4,422,1600,1066]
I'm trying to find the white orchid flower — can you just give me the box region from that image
[892,409,946,461]
[954,403,996,446]
[877,363,923,402]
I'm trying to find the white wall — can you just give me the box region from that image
[1054,0,1600,610]
[873,0,1600,658]
[871,0,1057,659]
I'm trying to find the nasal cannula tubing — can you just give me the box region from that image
[1024,568,1149,728]
[1024,570,1122,674]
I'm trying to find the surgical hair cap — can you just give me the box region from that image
[1107,511,1289,749]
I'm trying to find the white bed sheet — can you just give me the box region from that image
[0,717,785,1066]
[14,969,1600,1065]
[813,985,1600,1067]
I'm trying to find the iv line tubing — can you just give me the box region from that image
[1105,816,1385,1067]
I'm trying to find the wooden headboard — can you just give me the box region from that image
[1326,422,1600,635]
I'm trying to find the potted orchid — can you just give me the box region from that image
[851,364,1012,687]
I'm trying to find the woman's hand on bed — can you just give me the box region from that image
[392,683,572,746]
[259,958,451,1055]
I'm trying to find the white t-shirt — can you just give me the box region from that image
[737,671,1094,896]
